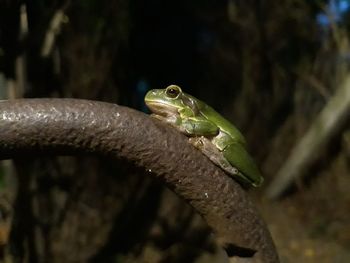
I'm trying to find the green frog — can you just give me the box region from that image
[144,85,263,187]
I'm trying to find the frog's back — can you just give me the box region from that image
[195,97,246,144]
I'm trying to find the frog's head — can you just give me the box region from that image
[145,85,198,117]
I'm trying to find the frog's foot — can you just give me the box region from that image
[188,136,239,176]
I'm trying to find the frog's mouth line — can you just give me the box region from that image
[145,101,179,117]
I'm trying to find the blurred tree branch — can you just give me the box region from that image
[40,9,66,58]
[0,99,279,263]
[266,75,350,199]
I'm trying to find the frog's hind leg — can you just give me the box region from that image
[222,143,263,187]
[188,136,239,176]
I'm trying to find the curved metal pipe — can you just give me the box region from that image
[0,99,279,262]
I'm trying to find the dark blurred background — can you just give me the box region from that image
[0,0,349,262]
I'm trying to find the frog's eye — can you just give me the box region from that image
[165,85,181,98]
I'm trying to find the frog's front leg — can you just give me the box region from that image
[151,113,218,135]
[180,118,219,136]
[188,136,239,176]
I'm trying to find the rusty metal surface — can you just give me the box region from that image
[0,98,279,262]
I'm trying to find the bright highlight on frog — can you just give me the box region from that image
[144,85,264,187]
